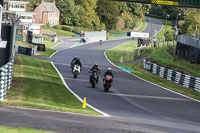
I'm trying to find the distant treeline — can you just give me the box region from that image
[19,0,150,32]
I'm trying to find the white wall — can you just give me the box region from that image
[84,30,107,43]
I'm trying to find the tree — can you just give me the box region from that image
[165,30,174,41]
[122,3,150,30]
[180,9,200,34]
[121,11,132,29]
[56,0,80,26]
[75,0,104,30]
[96,0,120,31]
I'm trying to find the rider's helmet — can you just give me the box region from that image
[107,67,112,73]
[94,63,98,69]
[74,56,79,60]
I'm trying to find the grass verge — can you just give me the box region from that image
[137,21,147,32]
[1,56,100,115]
[0,126,56,133]
[15,41,35,48]
[42,26,75,36]
[106,41,137,63]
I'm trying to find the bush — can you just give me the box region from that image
[55,25,63,30]
[62,25,74,32]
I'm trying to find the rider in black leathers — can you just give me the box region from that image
[89,63,101,83]
[71,56,82,71]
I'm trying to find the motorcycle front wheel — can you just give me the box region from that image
[73,71,79,79]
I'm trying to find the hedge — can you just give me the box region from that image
[62,25,74,32]
[55,25,62,30]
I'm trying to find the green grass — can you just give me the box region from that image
[42,26,75,36]
[15,41,35,48]
[105,41,137,63]
[2,56,100,115]
[37,40,62,57]
[140,41,175,57]
[137,21,147,32]
[36,35,53,42]
[105,41,200,101]
[0,126,56,133]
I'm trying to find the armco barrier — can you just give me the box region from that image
[144,60,200,92]
[0,57,14,101]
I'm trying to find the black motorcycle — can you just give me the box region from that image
[103,75,112,92]
[89,71,99,88]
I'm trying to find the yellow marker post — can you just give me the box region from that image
[82,97,86,108]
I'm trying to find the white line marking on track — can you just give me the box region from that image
[49,50,59,59]
[108,93,191,101]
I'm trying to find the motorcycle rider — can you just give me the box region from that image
[99,40,102,45]
[89,63,101,83]
[103,67,113,85]
[71,56,82,71]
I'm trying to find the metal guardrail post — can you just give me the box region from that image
[0,5,2,40]
[9,17,21,60]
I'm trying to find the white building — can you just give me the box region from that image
[3,0,43,34]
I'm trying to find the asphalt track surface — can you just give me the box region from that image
[0,19,200,133]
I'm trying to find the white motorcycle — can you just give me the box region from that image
[72,64,81,79]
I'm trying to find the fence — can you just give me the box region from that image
[144,60,200,92]
[176,35,200,64]
[177,35,200,49]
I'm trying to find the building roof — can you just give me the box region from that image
[43,2,59,12]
